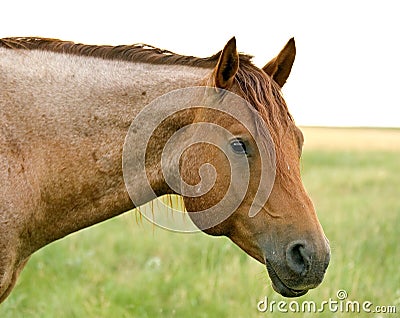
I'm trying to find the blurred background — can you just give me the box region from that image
[1,1,399,317]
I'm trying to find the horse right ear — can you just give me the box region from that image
[214,37,239,89]
[262,38,296,87]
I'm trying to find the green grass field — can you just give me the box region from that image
[1,128,399,317]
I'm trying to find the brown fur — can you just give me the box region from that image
[0,37,330,302]
[0,37,297,187]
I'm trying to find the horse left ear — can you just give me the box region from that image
[214,37,239,89]
[263,38,296,87]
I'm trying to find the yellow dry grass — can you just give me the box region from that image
[301,127,400,151]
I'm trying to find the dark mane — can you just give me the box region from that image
[0,37,253,69]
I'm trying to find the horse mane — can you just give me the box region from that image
[0,37,254,68]
[235,63,295,189]
[0,37,294,187]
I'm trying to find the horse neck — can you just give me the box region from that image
[0,48,211,256]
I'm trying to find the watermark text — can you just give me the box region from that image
[257,290,397,314]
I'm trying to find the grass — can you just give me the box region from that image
[1,127,399,317]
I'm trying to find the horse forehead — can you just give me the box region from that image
[196,108,262,138]
[200,97,263,134]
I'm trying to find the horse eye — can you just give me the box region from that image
[230,139,248,155]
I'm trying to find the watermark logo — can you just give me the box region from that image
[122,87,276,232]
[257,289,397,314]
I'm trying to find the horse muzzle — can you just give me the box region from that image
[264,239,331,298]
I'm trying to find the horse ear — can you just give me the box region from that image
[214,37,239,89]
[262,38,296,87]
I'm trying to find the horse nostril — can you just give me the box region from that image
[286,241,312,276]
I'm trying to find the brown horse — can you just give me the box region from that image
[0,36,330,302]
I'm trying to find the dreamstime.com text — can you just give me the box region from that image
[257,290,397,314]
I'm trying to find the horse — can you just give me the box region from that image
[0,36,330,302]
